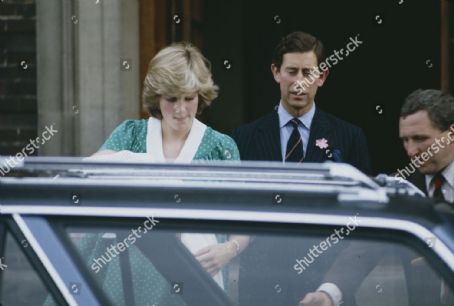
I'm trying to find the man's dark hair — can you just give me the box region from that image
[272,31,325,69]
[401,89,454,131]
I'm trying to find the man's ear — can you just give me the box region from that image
[317,68,329,87]
[271,64,281,83]
[447,124,454,145]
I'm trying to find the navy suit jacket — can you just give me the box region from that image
[407,171,428,195]
[234,108,372,306]
[232,108,372,175]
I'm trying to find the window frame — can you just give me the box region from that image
[0,216,69,305]
[36,213,454,306]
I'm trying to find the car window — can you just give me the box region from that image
[61,217,453,306]
[1,230,59,306]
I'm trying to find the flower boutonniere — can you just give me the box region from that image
[315,138,343,162]
[315,138,329,150]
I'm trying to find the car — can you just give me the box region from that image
[0,157,453,306]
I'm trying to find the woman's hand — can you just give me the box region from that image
[194,241,237,276]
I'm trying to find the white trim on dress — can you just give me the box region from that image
[146,117,207,163]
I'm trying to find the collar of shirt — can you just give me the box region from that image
[425,161,454,202]
[277,102,316,129]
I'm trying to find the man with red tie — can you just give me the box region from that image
[396,89,454,306]
[398,89,454,206]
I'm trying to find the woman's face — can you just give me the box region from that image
[159,93,199,133]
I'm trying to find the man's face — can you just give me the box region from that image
[399,110,454,174]
[271,51,327,117]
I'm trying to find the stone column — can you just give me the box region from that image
[37,0,140,156]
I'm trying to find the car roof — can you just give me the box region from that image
[0,156,450,225]
[2,157,454,272]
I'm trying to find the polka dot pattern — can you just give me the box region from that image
[47,119,241,306]
[100,120,148,153]
[100,119,241,162]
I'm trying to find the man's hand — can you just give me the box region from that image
[299,291,333,306]
[194,242,236,276]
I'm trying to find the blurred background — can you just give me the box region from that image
[0,0,452,175]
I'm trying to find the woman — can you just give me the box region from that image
[87,42,248,305]
[96,42,237,162]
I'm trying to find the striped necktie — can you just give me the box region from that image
[285,118,304,163]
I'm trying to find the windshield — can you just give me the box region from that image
[58,217,453,306]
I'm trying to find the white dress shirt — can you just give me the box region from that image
[425,161,454,203]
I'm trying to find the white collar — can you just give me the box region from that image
[425,160,454,191]
[146,117,207,163]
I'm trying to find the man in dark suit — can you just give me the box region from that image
[233,31,372,175]
[397,89,454,306]
[235,31,372,306]
[398,89,453,206]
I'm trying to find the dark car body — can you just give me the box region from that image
[0,157,453,306]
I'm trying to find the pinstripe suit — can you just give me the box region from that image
[233,108,372,306]
[232,108,372,175]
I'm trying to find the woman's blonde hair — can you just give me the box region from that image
[142,42,219,118]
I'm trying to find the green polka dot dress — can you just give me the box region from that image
[41,119,240,306]
[100,119,240,162]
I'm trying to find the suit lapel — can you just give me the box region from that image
[255,112,282,161]
[305,109,332,162]
[408,171,428,195]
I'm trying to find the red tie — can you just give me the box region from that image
[431,173,446,203]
